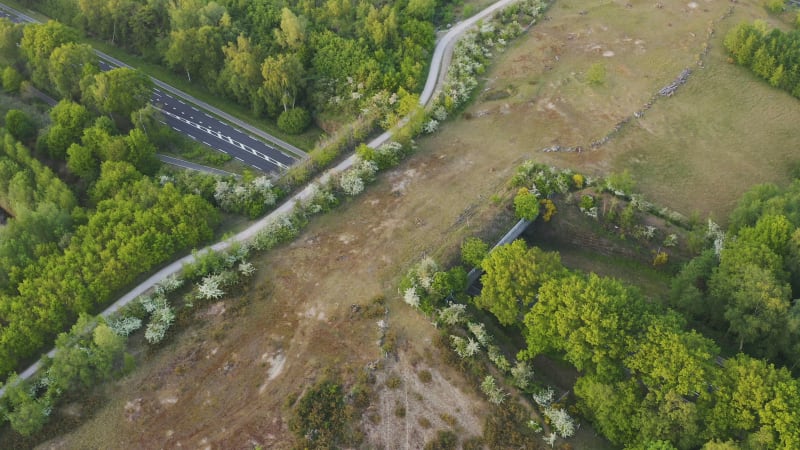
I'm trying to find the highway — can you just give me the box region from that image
[1,0,523,393]
[0,2,302,174]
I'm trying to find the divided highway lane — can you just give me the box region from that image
[96,59,296,173]
[1,2,299,174]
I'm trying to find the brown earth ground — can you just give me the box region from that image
[34,0,800,448]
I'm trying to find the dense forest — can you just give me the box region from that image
[0,17,231,377]
[19,0,460,133]
[725,20,800,98]
[461,167,800,449]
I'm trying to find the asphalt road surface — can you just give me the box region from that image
[1,3,300,174]
[1,0,523,393]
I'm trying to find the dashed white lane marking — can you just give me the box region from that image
[157,107,290,170]
[172,126,180,132]
[187,134,197,140]
[191,106,199,112]
[235,157,244,162]
[204,113,212,119]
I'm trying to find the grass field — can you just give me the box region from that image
[606,3,800,222]
[425,0,800,223]
[25,0,800,448]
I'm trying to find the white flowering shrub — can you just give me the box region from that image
[238,261,256,277]
[304,183,338,215]
[438,303,468,326]
[198,273,225,300]
[707,219,726,257]
[480,375,507,404]
[663,233,678,247]
[415,257,439,290]
[340,168,365,196]
[432,106,448,121]
[532,387,554,407]
[140,294,165,314]
[109,317,143,337]
[644,225,656,240]
[511,360,534,389]
[487,345,511,373]
[466,337,481,356]
[144,302,175,344]
[154,275,184,297]
[423,119,439,134]
[214,176,277,218]
[403,287,421,308]
[544,407,576,438]
[450,335,479,358]
[467,322,491,347]
[528,420,543,433]
[251,214,299,251]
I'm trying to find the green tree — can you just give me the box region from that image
[123,127,159,174]
[407,0,437,20]
[219,34,262,110]
[0,18,23,62]
[0,374,50,436]
[19,20,79,89]
[477,240,564,325]
[513,187,540,221]
[274,7,306,50]
[89,160,143,203]
[277,107,311,134]
[461,236,489,268]
[261,52,306,116]
[84,68,152,125]
[574,375,643,445]
[48,42,97,100]
[1,66,23,93]
[4,109,37,142]
[524,273,653,380]
[164,26,222,84]
[66,143,98,181]
[625,316,719,404]
[45,100,92,159]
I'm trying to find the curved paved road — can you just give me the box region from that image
[3,0,522,391]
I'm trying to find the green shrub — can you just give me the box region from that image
[4,109,37,142]
[425,430,458,450]
[765,0,785,13]
[289,379,348,448]
[2,66,23,93]
[586,62,606,85]
[277,107,311,134]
